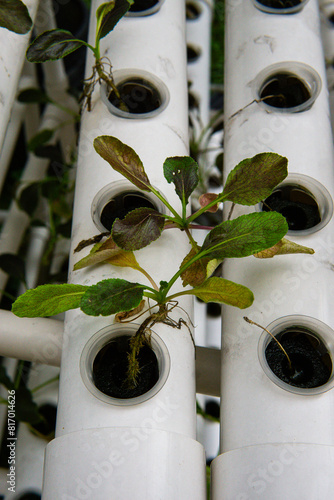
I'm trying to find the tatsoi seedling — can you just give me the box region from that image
[12,137,315,387]
[25,0,134,110]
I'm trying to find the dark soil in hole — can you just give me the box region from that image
[30,403,57,437]
[206,302,222,318]
[188,91,200,111]
[265,327,332,388]
[108,78,162,114]
[100,191,156,231]
[329,13,334,26]
[263,185,321,230]
[187,45,200,63]
[260,72,311,108]
[186,2,201,19]
[17,493,41,500]
[205,400,220,419]
[129,0,159,11]
[256,0,302,8]
[93,336,159,399]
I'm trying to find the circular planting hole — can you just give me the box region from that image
[81,324,170,405]
[256,0,302,9]
[206,302,222,318]
[186,1,202,19]
[30,403,57,438]
[100,191,156,232]
[265,327,332,389]
[128,0,159,12]
[108,77,162,115]
[205,399,220,419]
[93,335,159,399]
[260,72,311,109]
[187,45,201,63]
[16,493,41,500]
[262,184,321,231]
[188,90,200,111]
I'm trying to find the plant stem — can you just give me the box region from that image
[149,185,184,224]
[160,248,206,301]
[137,266,159,291]
[95,58,121,99]
[31,374,59,394]
[185,226,198,252]
[244,317,293,372]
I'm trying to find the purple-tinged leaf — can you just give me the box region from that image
[112,207,165,251]
[222,152,288,205]
[26,29,84,62]
[94,136,152,191]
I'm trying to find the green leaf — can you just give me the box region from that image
[163,156,199,206]
[27,129,54,152]
[0,253,26,286]
[15,384,42,424]
[93,136,152,191]
[74,235,124,270]
[187,276,254,309]
[12,284,89,317]
[222,153,288,205]
[96,0,132,42]
[80,278,145,316]
[112,207,165,251]
[17,182,40,216]
[180,247,209,287]
[253,237,315,258]
[34,144,64,163]
[0,0,32,34]
[201,212,288,260]
[17,88,51,104]
[26,29,84,63]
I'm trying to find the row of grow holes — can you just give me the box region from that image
[86,1,334,404]
[244,0,334,394]
[82,0,216,406]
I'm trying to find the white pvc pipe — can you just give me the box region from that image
[43,1,206,498]
[212,0,334,498]
[14,364,59,498]
[0,311,63,366]
[0,108,58,296]
[0,76,35,195]
[0,0,40,153]
[186,0,214,127]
